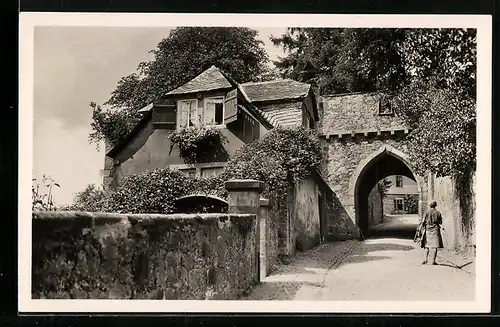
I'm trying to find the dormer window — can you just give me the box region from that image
[378,97,393,116]
[204,97,224,126]
[178,99,199,128]
[177,97,225,129]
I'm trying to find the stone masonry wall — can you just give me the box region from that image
[290,178,321,252]
[319,92,407,134]
[429,173,476,249]
[322,136,409,205]
[265,203,280,274]
[32,211,258,300]
[324,187,359,241]
[367,185,383,227]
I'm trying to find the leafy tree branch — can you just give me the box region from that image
[89,27,273,147]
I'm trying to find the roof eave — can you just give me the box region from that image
[250,94,308,104]
[106,110,152,158]
[165,85,234,97]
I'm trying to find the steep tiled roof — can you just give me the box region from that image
[319,92,408,136]
[256,101,303,127]
[166,65,233,95]
[108,69,313,158]
[241,79,311,103]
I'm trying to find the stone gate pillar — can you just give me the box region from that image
[259,197,271,280]
[225,179,264,283]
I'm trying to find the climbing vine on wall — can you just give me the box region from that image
[403,194,418,214]
[168,126,228,164]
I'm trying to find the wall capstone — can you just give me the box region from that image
[225,179,264,284]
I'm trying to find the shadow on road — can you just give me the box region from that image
[240,241,358,300]
[362,243,414,252]
[364,214,419,240]
[335,241,416,269]
[364,227,416,239]
[340,254,392,264]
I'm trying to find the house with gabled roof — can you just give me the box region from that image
[103,65,319,187]
[102,63,434,256]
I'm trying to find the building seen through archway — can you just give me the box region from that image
[355,150,422,239]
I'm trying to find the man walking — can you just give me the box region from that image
[421,201,444,265]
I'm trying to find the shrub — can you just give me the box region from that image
[221,126,323,205]
[66,184,107,212]
[191,175,227,199]
[104,168,194,214]
[403,194,419,214]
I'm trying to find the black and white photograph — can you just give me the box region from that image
[19,13,491,313]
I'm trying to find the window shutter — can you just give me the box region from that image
[224,89,238,124]
[393,198,397,211]
[197,102,204,126]
[190,101,199,126]
[179,101,189,128]
[205,101,216,125]
[152,101,177,129]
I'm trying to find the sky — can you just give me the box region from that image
[33,26,287,206]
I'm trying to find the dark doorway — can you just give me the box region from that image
[318,193,327,243]
[174,194,228,214]
[355,151,420,239]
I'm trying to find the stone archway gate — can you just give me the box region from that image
[318,92,429,238]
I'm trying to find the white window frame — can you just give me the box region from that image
[176,99,198,129]
[203,96,225,127]
[171,162,226,179]
[200,166,224,179]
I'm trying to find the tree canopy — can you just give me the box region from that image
[272,27,477,180]
[89,27,274,147]
[401,28,476,100]
[394,29,476,180]
[91,27,477,182]
[271,28,476,99]
[271,28,408,94]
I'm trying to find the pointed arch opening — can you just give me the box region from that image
[350,146,425,238]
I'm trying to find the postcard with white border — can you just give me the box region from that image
[19,13,492,313]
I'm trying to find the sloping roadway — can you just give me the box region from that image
[242,215,474,301]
